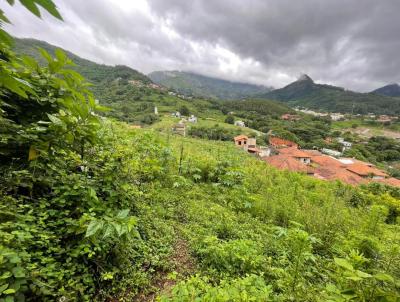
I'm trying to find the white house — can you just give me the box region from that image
[171,111,181,118]
[258,146,271,157]
[341,141,352,151]
[330,113,345,121]
[337,137,352,151]
[321,148,342,157]
[188,115,197,123]
[234,120,246,127]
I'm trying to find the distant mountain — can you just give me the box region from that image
[14,38,151,85]
[261,74,400,115]
[12,38,174,123]
[148,70,272,99]
[372,83,400,97]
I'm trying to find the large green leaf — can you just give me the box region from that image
[85,220,104,238]
[374,272,395,283]
[334,258,353,271]
[17,0,62,20]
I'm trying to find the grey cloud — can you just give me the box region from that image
[1,0,400,91]
[147,0,400,91]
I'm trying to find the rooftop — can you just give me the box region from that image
[346,163,388,177]
[234,135,248,141]
[278,147,312,158]
[264,155,314,174]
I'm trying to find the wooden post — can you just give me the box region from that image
[178,141,184,175]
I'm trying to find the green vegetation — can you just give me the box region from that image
[261,75,400,115]
[13,38,225,125]
[217,99,333,148]
[1,2,400,302]
[149,70,272,100]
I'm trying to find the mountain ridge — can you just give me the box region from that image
[261,75,400,114]
[372,83,400,97]
[13,37,151,85]
[149,70,272,99]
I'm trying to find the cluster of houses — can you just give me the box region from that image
[129,80,167,92]
[281,113,301,121]
[168,91,193,100]
[295,109,346,121]
[234,135,400,187]
[295,108,399,124]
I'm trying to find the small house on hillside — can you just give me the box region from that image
[171,111,181,118]
[234,120,246,127]
[330,113,345,121]
[321,148,342,157]
[234,135,248,149]
[234,135,270,157]
[345,163,387,180]
[172,122,186,136]
[188,115,197,123]
[281,114,301,121]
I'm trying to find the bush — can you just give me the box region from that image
[159,274,272,302]
[195,237,265,276]
[225,115,234,124]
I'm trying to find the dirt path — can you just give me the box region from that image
[134,238,197,301]
[344,127,400,139]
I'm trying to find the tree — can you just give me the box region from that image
[180,105,190,116]
[225,115,234,124]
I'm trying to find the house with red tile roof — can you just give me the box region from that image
[234,135,248,149]
[263,155,314,174]
[236,134,400,188]
[281,113,301,121]
[277,147,312,164]
[234,135,271,157]
[376,177,400,187]
[345,163,388,179]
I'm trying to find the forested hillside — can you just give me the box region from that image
[149,70,272,99]
[262,75,400,114]
[372,84,400,97]
[14,38,225,124]
[14,38,151,85]
[1,2,400,302]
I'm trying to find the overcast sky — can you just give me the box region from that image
[2,0,400,91]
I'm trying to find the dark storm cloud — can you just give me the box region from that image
[2,0,400,91]
[147,0,400,90]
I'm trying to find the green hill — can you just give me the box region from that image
[372,83,400,97]
[13,38,291,126]
[261,74,400,114]
[2,27,400,302]
[14,38,151,85]
[148,70,272,99]
[13,38,223,124]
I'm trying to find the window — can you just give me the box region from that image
[244,141,247,144]
[238,141,242,145]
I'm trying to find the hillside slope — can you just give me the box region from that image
[14,38,151,85]
[3,33,400,302]
[14,38,219,123]
[261,74,400,114]
[372,83,400,97]
[149,70,272,99]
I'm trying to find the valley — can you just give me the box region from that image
[1,2,400,301]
